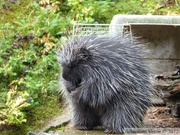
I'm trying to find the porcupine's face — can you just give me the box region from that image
[60,46,91,92]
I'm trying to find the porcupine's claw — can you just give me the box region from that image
[104,128,116,134]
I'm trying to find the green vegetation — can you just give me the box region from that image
[0,1,64,134]
[1,96,61,135]
[0,0,179,134]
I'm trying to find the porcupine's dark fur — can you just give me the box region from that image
[58,36,152,134]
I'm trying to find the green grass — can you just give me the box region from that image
[1,96,62,135]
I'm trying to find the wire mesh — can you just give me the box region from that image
[73,24,132,38]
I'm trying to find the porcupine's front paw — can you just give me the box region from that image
[74,125,93,130]
[104,128,118,134]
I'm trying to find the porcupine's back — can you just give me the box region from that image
[59,36,152,108]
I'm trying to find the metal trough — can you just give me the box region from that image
[110,15,180,74]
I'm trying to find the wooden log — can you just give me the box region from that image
[154,70,180,117]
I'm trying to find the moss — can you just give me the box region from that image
[1,96,62,135]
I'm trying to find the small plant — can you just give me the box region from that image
[67,0,116,23]
[0,78,30,125]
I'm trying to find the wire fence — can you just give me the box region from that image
[73,24,132,38]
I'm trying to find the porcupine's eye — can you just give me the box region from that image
[79,48,90,60]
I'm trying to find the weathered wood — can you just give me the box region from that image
[154,69,180,117]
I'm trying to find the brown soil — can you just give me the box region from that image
[145,107,180,128]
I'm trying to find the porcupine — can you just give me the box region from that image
[58,36,153,134]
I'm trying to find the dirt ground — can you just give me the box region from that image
[145,107,180,128]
